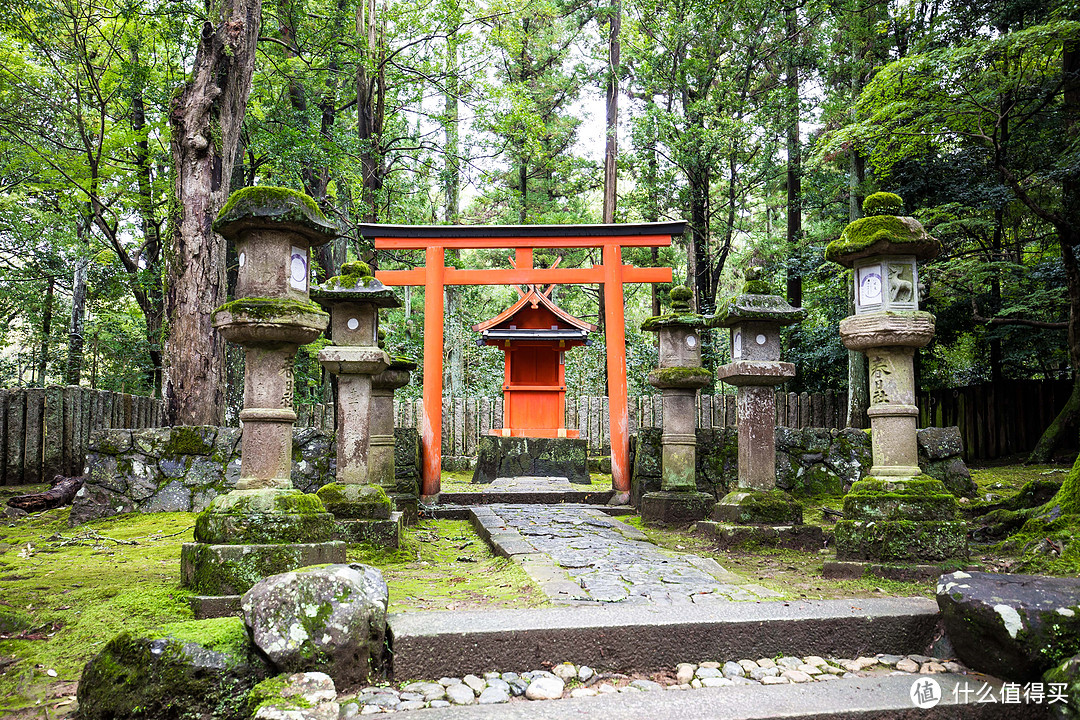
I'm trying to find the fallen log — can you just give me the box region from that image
[6,475,84,512]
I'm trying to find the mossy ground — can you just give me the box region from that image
[0,505,542,715]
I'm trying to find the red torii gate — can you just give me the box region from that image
[365,222,683,499]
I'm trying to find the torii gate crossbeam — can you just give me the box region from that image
[365,222,684,500]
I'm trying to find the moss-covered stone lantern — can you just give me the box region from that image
[710,268,808,528]
[181,187,344,616]
[639,286,716,523]
[823,192,966,574]
[311,261,403,546]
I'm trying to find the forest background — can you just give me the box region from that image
[0,0,1076,456]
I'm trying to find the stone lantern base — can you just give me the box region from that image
[315,482,403,549]
[640,490,714,524]
[180,487,346,617]
[698,489,825,551]
[823,475,967,579]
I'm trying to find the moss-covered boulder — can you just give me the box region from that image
[77,626,270,720]
[249,672,340,719]
[1043,654,1080,720]
[242,564,389,687]
[938,571,1080,682]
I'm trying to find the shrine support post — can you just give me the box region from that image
[422,246,444,499]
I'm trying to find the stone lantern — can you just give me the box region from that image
[311,261,404,546]
[181,187,345,615]
[639,286,715,523]
[710,268,809,530]
[824,192,966,573]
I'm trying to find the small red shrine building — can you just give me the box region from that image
[473,286,596,438]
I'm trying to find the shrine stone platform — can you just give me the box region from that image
[472,436,589,484]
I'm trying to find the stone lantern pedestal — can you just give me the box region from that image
[181,187,345,616]
[639,286,715,524]
[372,356,418,524]
[312,262,403,547]
[699,276,822,550]
[822,193,966,578]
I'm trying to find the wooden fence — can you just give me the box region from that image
[297,390,848,457]
[918,380,1073,461]
[0,386,165,486]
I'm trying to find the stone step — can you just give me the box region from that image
[428,502,632,520]
[386,674,1032,719]
[437,490,616,506]
[388,598,940,680]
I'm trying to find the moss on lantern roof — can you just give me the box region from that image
[863,192,904,216]
[648,365,714,389]
[713,292,806,327]
[641,284,719,331]
[825,213,941,267]
[214,186,338,243]
[389,355,418,371]
[311,261,401,308]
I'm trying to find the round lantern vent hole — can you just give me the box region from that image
[756,334,767,345]
[238,252,245,267]
[686,335,697,348]
[347,318,359,331]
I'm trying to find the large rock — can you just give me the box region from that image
[242,563,389,686]
[249,672,340,720]
[1044,654,1080,720]
[938,571,1080,681]
[918,427,976,497]
[472,436,588,484]
[77,631,270,720]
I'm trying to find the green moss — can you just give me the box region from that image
[716,489,803,524]
[826,214,932,262]
[158,617,249,660]
[164,427,215,456]
[742,279,773,295]
[248,674,313,714]
[649,366,713,388]
[835,519,967,562]
[862,191,903,216]
[213,297,327,321]
[214,186,336,238]
[640,312,717,331]
[713,293,806,326]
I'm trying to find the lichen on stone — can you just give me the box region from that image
[648,366,714,388]
[213,297,328,321]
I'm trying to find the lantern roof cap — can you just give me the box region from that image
[312,261,401,307]
[214,186,338,245]
[826,193,940,267]
[714,292,806,328]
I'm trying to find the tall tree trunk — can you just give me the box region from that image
[1025,39,1079,464]
[357,0,385,223]
[602,0,620,225]
[784,5,802,309]
[444,4,460,224]
[38,276,54,387]
[165,0,262,425]
[66,213,89,386]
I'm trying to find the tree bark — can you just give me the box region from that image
[66,215,89,386]
[165,0,262,426]
[38,276,54,387]
[602,0,620,225]
[7,476,84,512]
[784,5,802,309]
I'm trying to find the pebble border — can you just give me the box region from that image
[337,653,968,715]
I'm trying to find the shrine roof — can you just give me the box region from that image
[472,286,597,334]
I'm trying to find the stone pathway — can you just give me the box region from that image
[471,501,779,605]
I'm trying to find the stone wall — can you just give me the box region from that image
[630,425,974,506]
[70,426,421,525]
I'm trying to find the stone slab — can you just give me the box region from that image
[439,490,615,505]
[180,541,346,595]
[190,594,242,619]
[396,674,1031,720]
[472,436,589,484]
[334,512,403,548]
[388,597,940,679]
[640,490,713,523]
[696,522,826,551]
[824,560,969,582]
